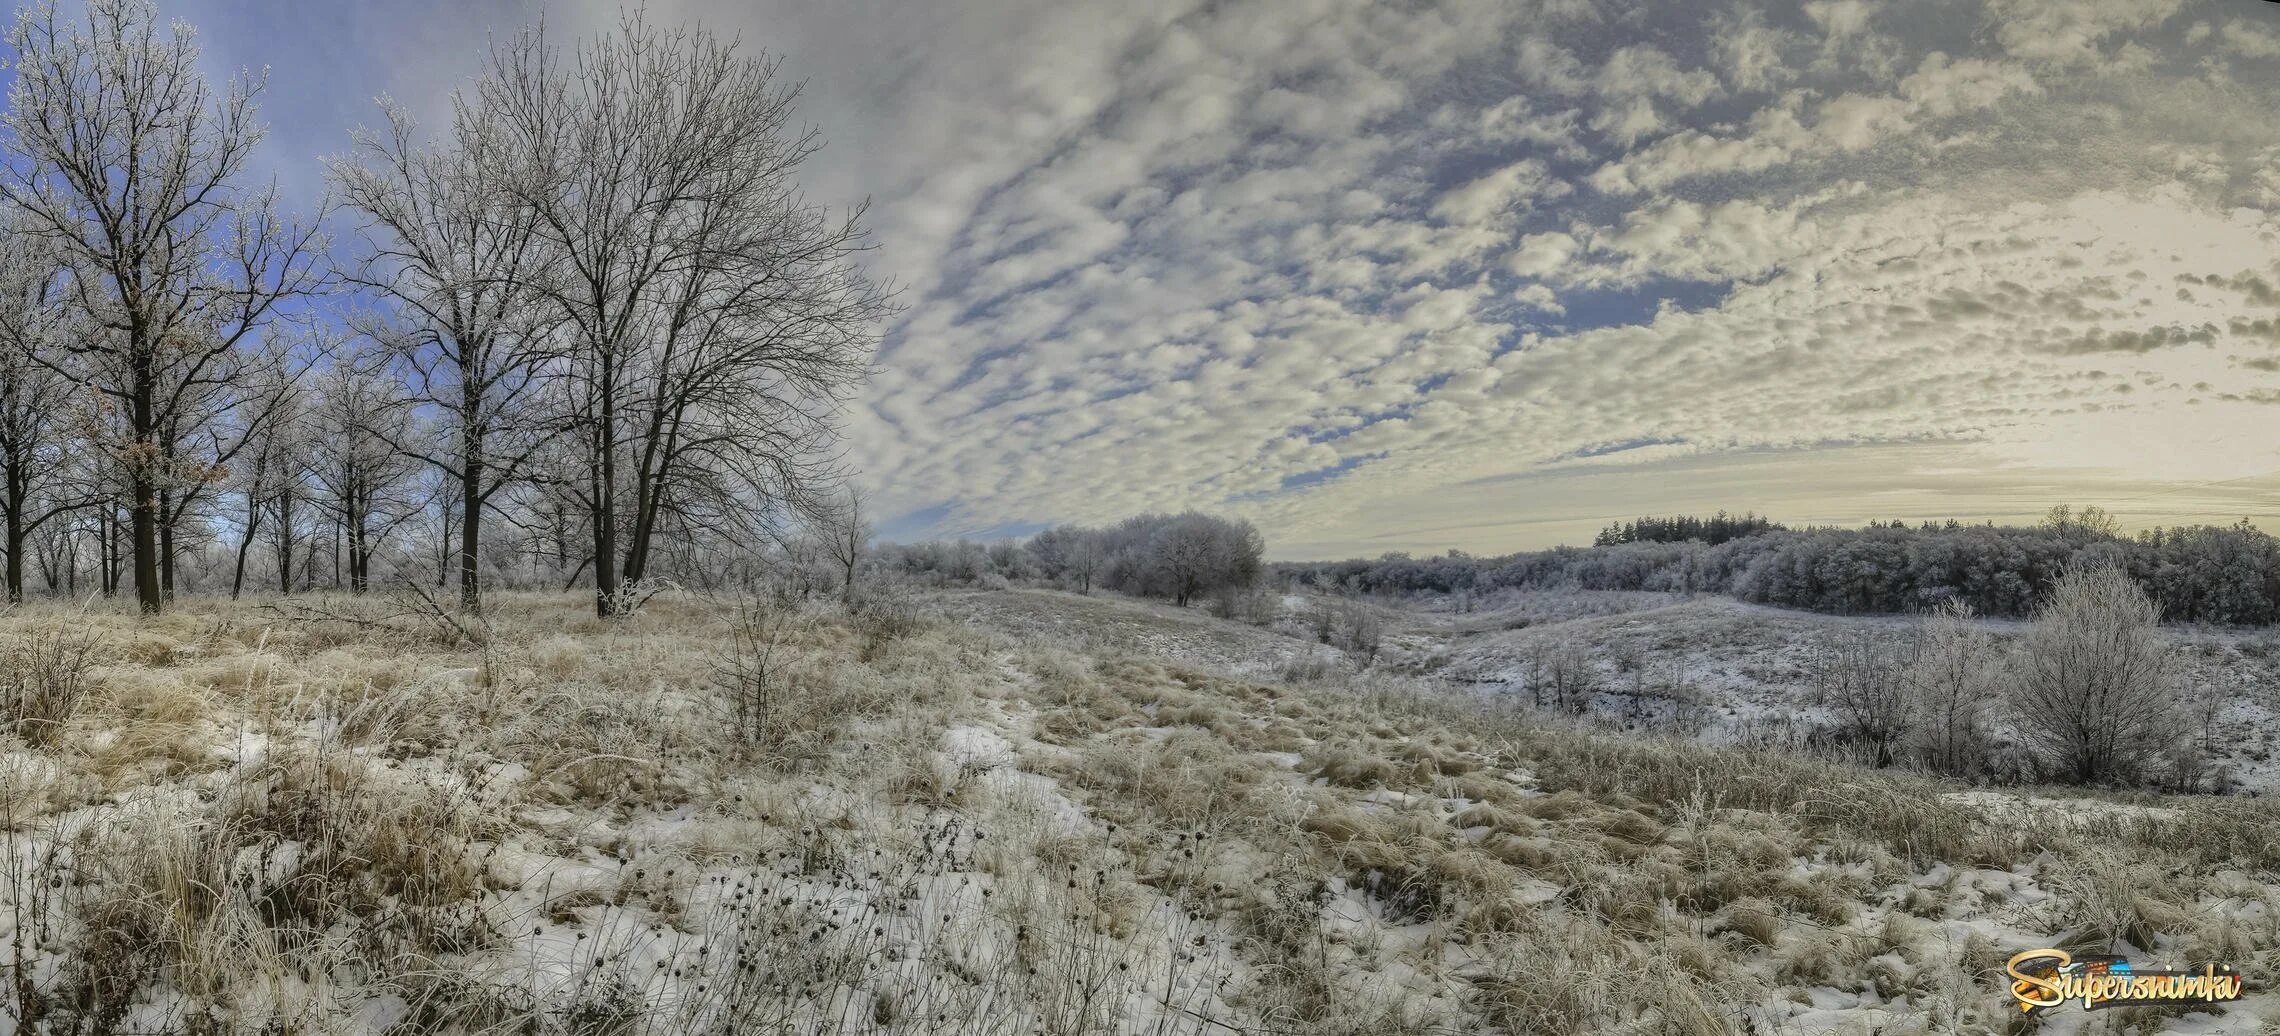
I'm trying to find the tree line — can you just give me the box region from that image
[1282,506,2280,625]
[874,512,1266,607]
[0,1,888,616]
[1591,511,1782,547]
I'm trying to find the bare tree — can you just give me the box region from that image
[329,97,554,613]
[306,363,422,593]
[1902,599,2001,775]
[2010,565,2179,784]
[1029,526,1107,594]
[816,487,868,605]
[477,15,887,616]
[0,0,327,614]
[0,220,89,601]
[1533,638,1597,714]
[261,403,316,595]
[227,377,296,598]
[1336,599,1383,666]
[1825,631,1914,768]
[1063,533,1107,595]
[155,332,319,600]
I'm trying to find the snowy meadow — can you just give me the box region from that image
[2,585,2278,1034]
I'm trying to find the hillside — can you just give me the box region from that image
[1385,590,2280,793]
[0,590,2274,1034]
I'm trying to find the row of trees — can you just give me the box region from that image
[876,512,1267,606]
[1283,508,2280,625]
[1591,511,1782,547]
[0,1,887,615]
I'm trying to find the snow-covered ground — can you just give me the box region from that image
[2,588,2277,1034]
[1377,590,2280,792]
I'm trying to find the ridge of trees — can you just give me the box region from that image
[1281,506,2280,626]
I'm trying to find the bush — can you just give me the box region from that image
[1901,600,2000,776]
[1824,631,1913,768]
[1,621,99,749]
[2009,566,2179,784]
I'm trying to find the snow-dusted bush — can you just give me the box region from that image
[1900,599,2001,776]
[0,619,99,748]
[1823,631,1915,768]
[2010,565,2181,784]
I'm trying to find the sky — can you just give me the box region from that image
[81,0,2280,558]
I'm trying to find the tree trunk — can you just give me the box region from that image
[131,472,160,615]
[624,465,654,588]
[277,492,295,594]
[158,486,175,601]
[459,454,482,612]
[349,498,368,593]
[130,356,161,614]
[593,375,620,617]
[98,506,115,596]
[5,506,22,605]
[231,498,260,599]
[2,462,23,603]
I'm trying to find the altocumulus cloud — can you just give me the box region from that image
[225,0,2280,554]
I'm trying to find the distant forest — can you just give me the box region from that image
[1279,506,2280,625]
[876,511,1266,607]
[1592,511,1783,546]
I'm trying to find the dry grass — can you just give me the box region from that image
[0,588,2269,1034]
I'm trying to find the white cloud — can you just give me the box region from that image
[1804,0,1877,41]
[1506,232,1581,278]
[1513,283,1564,312]
[1985,0,2192,67]
[1431,159,1561,224]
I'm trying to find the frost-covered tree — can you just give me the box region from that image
[816,487,869,605]
[1146,513,1265,606]
[0,220,88,601]
[2010,566,2178,784]
[1902,599,2001,775]
[306,364,422,593]
[329,95,554,612]
[1826,631,1915,768]
[476,15,888,616]
[226,370,300,599]
[0,0,326,613]
[1028,525,1107,594]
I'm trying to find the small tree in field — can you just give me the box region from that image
[1826,630,1914,768]
[817,487,868,606]
[2010,565,2177,785]
[1902,599,2001,776]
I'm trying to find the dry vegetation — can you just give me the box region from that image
[0,590,2273,1034]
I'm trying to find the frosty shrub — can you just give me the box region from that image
[2009,566,2179,785]
[0,621,99,748]
[1825,631,1914,768]
[1901,599,2001,777]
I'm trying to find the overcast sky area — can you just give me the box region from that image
[101,0,2280,557]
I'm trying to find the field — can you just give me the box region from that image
[0,588,2276,1034]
